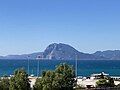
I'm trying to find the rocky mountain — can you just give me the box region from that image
[41,43,104,60]
[0,43,120,60]
[93,50,120,60]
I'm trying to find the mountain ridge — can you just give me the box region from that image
[0,43,120,60]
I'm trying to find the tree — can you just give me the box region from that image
[9,68,31,90]
[53,63,76,90]
[33,78,43,90]
[34,70,55,90]
[34,63,76,90]
[0,76,10,90]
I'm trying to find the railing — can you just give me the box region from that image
[76,87,120,90]
[94,87,120,90]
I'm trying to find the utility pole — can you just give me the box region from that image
[27,56,30,76]
[37,59,40,77]
[76,55,78,77]
[75,54,78,82]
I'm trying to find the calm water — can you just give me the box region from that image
[0,60,120,77]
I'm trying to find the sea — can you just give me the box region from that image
[0,59,120,77]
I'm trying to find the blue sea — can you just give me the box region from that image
[0,60,120,77]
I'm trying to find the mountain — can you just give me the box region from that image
[0,56,4,59]
[0,43,120,60]
[0,52,43,60]
[93,50,120,60]
[39,43,105,60]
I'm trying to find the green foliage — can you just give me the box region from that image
[34,71,55,90]
[96,79,108,88]
[33,78,43,90]
[54,63,75,89]
[34,63,76,90]
[96,78,115,88]
[9,68,30,90]
[0,76,10,90]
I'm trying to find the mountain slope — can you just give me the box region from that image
[0,43,120,60]
[93,50,120,60]
[42,43,105,60]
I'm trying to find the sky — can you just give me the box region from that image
[0,0,120,56]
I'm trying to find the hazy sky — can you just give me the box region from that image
[0,0,120,55]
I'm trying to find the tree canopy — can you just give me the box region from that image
[0,76,10,90]
[34,63,76,90]
[9,68,30,90]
